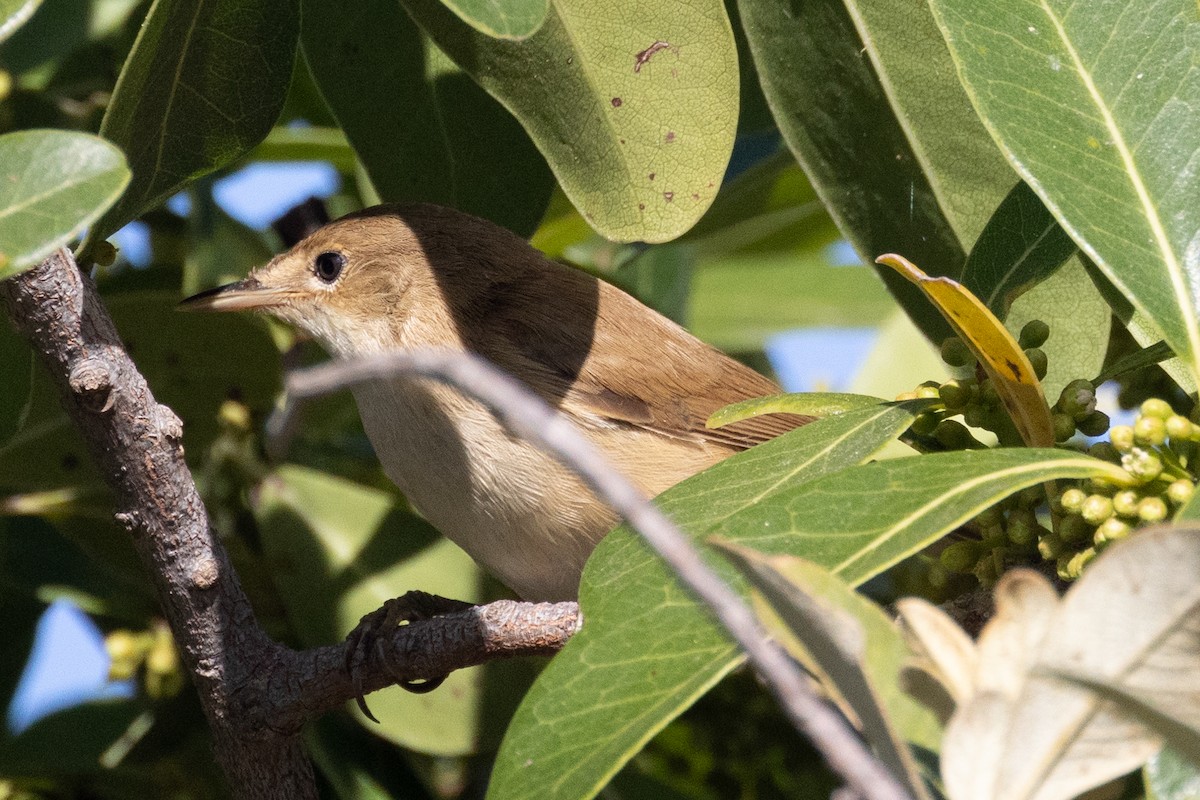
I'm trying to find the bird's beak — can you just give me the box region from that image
[178,277,292,312]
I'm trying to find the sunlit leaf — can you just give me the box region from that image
[84,0,298,248]
[0,130,128,279]
[708,393,887,429]
[714,543,938,797]
[439,0,548,39]
[878,253,1054,447]
[402,0,738,243]
[928,0,1200,385]
[1145,746,1200,800]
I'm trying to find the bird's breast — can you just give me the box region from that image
[350,377,614,600]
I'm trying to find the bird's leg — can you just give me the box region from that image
[345,590,475,721]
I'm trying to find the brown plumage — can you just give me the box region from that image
[182,203,809,600]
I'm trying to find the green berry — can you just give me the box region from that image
[941,540,981,573]
[1025,348,1049,380]
[1060,488,1087,512]
[1018,319,1051,349]
[1088,441,1121,463]
[1063,548,1097,579]
[934,419,977,450]
[1053,412,1077,442]
[1140,398,1174,420]
[916,383,941,400]
[1080,494,1114,525]
[1138,496,1169,522]
[1058,379,1097,420]
[940,337,974,368]
[1094,517,1130,546]
[1112,490,1140,517]
[1038,532,1065,560]
[1017,486,1045,508]
[1168,479,1195,506]
[979,380,1000,404]
[1134,415,1167,446]
[1166,414,1194,441]
[1077,411,1110,437]
[963,404,987,429]
[1110,425,1135,452]
[911,411,941,437]
[939,380,974,410]
[895,391,918,401]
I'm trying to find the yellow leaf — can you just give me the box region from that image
[876,253,1054,448]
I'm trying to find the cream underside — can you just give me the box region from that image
[351,376,719,601]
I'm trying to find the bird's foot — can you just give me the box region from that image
[345,590,475,722]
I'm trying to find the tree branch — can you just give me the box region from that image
[1,250,579,799]
[274,349,914,800]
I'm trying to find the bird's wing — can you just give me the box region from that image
[477,270,811,452]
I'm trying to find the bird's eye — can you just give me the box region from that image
[314,251,346,283]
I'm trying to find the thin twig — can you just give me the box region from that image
[275,349,913,800]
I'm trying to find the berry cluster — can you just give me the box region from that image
[896,321,1195,589]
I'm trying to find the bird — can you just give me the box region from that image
[181,203,811,602]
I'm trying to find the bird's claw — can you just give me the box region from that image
[344,590,474,722]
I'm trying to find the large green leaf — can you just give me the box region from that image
[491,437,1126,800]
[0,0,39,43]
[929,0,1200,383]
[961,181,1076,318]
[488,402,920,800]
[439,0,548,39]
[255,465,532,756]
[840,0,1016,250]
[738,0,963,340]
[0,130,128,280]
[301,0,553,237]
[402,0,738,243]
[84,0,298,248]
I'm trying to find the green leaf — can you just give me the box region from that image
[738,0,964,341]
[708,393,888,429]
[1146,746,1200,800]
[961,181,1077,318]
[0,130,128,279]
[256,466,531,756]
[492,438,1126,800]
[439,0,548,39]
[84,0,299,248]
[1006,258,1110,403]
[841,0,1017,250]
[928,0,1200,384]
[714,545,938,797]
[301,0,554,237]
[402,0,738,243]
[0,0,40,43]
[488,402,923,800]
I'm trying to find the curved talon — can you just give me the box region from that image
[344,590,474,719]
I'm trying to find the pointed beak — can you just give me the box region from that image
[178,277,293,312]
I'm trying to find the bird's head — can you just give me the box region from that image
[179,204,502,356]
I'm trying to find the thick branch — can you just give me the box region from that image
[276,350,913,800]
[1,251,578,799]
